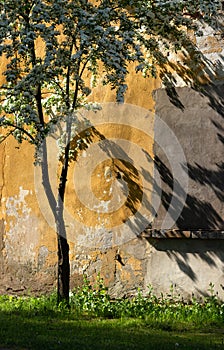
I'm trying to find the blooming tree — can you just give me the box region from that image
[0,0,221,303]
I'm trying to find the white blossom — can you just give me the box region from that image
[0,0,221,162]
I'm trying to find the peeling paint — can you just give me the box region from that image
[4,187,39,266]
[77,226,113,250]
[6,187,31,218]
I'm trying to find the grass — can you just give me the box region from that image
[0,279,224,350]
[1,314,224,350]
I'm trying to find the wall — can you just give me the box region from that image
[0,68,162,295]
[1,21,224,299]
[145,83,224,298]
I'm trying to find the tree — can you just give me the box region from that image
[0,0,221,304]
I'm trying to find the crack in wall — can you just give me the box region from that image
[0,142,6,218]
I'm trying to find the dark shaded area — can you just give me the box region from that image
[153,82,224,231]
[0,310,223,350]
[201,81,224,118]
[153,156,224,230]
[165,87,185,111]
[187,162,224,203]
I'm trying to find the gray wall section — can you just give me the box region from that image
[152,84,224,231]
[144,237,224,299]
[143,85,224,299]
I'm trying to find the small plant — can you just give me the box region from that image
[0,279,223,330]
[69,278,224,326]
[70,274,113,317]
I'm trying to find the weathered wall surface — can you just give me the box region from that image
[1,22,224,299]
[0,68,161,295]
[153,84,224,231]
[0,139,58,294]
[145,83,224,298]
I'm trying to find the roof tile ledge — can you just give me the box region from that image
[141,230,224,239]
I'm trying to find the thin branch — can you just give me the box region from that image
[0,130,14,143]
[1,121,36,142]
[51,79,66,98]
[72,57,89,111]
[66,44,74,110]
[79,57,90,81]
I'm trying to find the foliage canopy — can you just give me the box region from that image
[0,0,221,149]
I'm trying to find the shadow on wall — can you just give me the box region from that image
[147,238,224,294]
[147,79,224,289]
[67,82,224,287]
[154,155,224,230]
[63,42,224,290]
[64,121,153,235]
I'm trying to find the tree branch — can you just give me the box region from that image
[1,121,36,142]
[72,57,89,111]
[0,130,14,143]
[66,44,74,110]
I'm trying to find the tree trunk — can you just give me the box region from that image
[35,56,72,305]
[57,234,70,305]
[56,116,72,305]
[56,202,70,305]
[40,139,70,304]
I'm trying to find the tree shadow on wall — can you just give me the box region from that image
[143,154,224,289]
[148,238,224,285]
[63,33,224,286]
[146,82,224,288]
[65,80,224,284]
[153,155,224,230]
[66,123,153,235]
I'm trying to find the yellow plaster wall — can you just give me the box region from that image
[0,43,159,293]
[1,20,223,296]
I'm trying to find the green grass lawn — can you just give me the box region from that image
[0,279,224,350]
[0,312,224,350]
